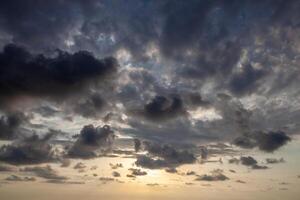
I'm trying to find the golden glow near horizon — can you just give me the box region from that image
[0,139,299,200]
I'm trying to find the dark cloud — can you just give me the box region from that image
[68,124,115,158]
[133,138,141,152]
[240,156,257,166]
[135,142,196,169]
[0,112,29,140]
[0,132,57,165]
[234,131,291,152]
[135,155,169,169]
[112,171,121,177]
[0,44,118,106]
[240,156,268,169]
[135,95,186,122]
[73,162,86,170]
[73,93,106,118]
[0,0,299,165]
[255,131,291,152]
[229,63,268,96]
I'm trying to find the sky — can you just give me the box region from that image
[0,0,300,199]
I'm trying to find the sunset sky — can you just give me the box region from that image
[0,1,300,200]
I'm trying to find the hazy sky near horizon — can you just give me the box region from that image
[0,0,300,199]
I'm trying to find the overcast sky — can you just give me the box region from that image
[0,1,299,199]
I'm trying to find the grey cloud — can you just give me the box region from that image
[73,93,106,118]
[0,44,118,107]
[131,95,186,122]
[195,169,229,182]
[240,156,257,166]
[229,63,268,96]
[240,156,268,169]
[0,163,18,172]
[68,124,115,158]
[5,175,36,182]
[133,138,142,153]
[128,168,147,176]
[21,165,67,180]
[0,132,57,165]
[32,106,60,118]
[112,171,121,177]
[135,142,196,169]
[234,130,291,152]
[266,158,285,164]
[0,112,29,140]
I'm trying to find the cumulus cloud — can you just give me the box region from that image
[0,132,57,165]
[68,124,115,158]
[234,131,291,152]
[135,142,196,169]
[128,168,147,176]
[240,156,268,170]
[0,0,299,167]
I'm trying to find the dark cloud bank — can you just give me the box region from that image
[0,0,299,167]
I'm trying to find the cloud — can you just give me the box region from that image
[240,156,268,170]
[131,95,186,122]
[165,168,177,174]
[135,142,196,169]
[0,44,118,106]
[266,158,285,164]
[0,163,18,171]
[128,168,147,176]
[134,138,141,152]
[0,0,299,165]
[21,165,67,180]
[32,106,60,118]
[5,175,36,182]
[234,131,291,152]
[73,162,86,170]
[68,124,115,158]
[229,63,268,96]
[240,156,257,166]
[0,112,30,140]
[73,93,106,118]
[0,132,57,165]
[112,171,121,177]
[109,163,123,169]
[195,170,229,181]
